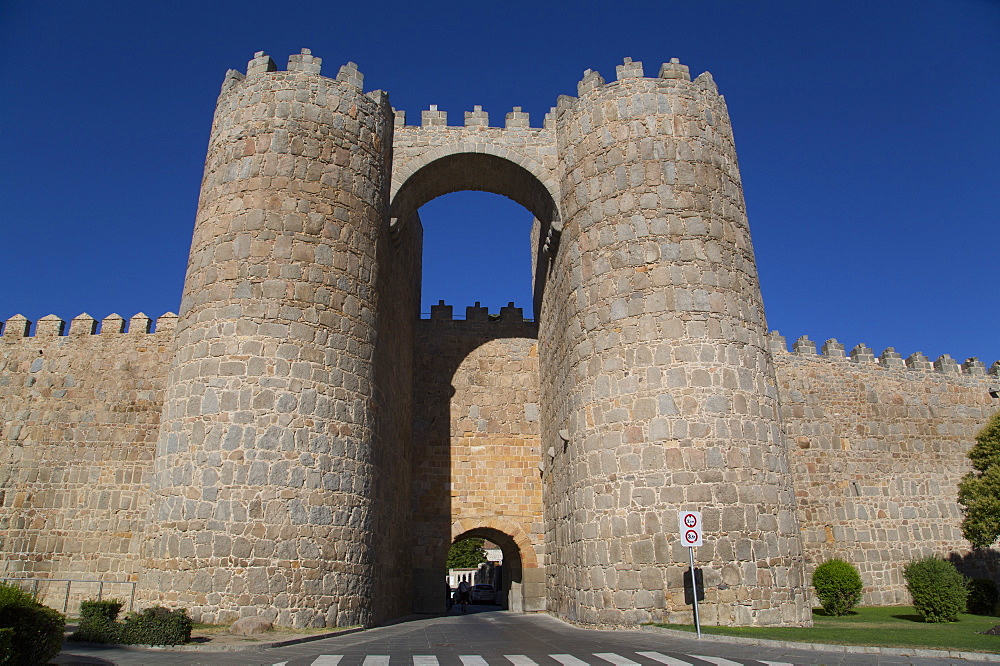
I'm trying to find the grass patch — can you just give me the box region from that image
[655,606,1000,654]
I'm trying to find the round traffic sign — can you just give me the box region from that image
[678,510,703,547]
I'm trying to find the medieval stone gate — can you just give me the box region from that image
[3,49,995,632]
[136,49,811,628]
[394,106,558,615]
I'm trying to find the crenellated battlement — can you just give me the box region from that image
[567,56,718,100]
[218,48,388,105]
[390,103,557,130]
[423,300,535,325]
[0,312,177,338]
[768,331,1000,377]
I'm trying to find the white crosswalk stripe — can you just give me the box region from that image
[413,657,440,666]
[278,652,758,666]
[690,657,743,666]
[758,662,793,666]
[505,656,539,666]
[594,653,639,665]
[550,655,591,666]
[636,653,695,666]
[460,657,489,666]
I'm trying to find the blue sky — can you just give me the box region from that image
[2,0,997,364]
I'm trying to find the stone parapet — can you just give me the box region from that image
[773,347,1000,605]
[0,314,175,588]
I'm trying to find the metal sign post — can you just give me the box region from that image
[678,510,703,639]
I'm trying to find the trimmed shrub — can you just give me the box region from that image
[903,556,969,622]
[812,558,864,615]
[71,598,125,644]
[0,627,13,665]
[117,606,192,646]
[80,599,124,622]
[967,578,999,616]
[0,582,66,666]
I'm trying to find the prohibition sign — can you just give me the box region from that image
[677,510,703,547]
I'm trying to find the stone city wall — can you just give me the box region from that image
[411,303,544,613]
[0,313,174,597]
[771,332,1000,604]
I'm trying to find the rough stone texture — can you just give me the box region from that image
[137,51,403,629]
[771,337,1000,605]
[538,59,810,627]
[229,616,273,635]
[0,314,174,585]
[1,51,998,631]
[410,313,544,614]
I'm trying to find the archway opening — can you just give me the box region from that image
[390,152,560,318]
[449,528,525,612]
[419,192,534,318]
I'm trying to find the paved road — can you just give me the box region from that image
[54,606,994,666]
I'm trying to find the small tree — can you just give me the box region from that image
[959,411,1000,548]
[447,538,487,569]
[903,556,968,622]
[812,558,863,615]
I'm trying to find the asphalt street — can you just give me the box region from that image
[54,606,997,666]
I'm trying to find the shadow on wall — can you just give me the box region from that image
[948,548,1000,584]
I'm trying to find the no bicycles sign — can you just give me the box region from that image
[678,510,703,548]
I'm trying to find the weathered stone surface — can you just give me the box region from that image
[538,58,810,627]
[1,51,997,631]
[229,617,273,635]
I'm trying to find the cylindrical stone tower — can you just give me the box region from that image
[539,58,810,626]
[139,50,394,628]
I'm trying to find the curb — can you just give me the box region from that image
[66,626,364,653]
[640,625,1000,662]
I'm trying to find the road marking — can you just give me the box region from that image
[594,653,639,666]
[271,663,287,666]
[635,653,695,666]
[461,657,490,666]
[311,658,344,666]
[690,657,743,666]
[505,656,539,666]
[364,657,391,666]
[414,657,440,666]
[551,656,591,666]
[758,663,793,666]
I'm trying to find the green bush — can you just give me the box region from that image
[903,557,969,622]
[0,627,13,665]
[811,558,864,615]
[80,599,124,622]
[0,582,66,665]
[71,598,125,644]
[966,577,999,615]
[117,606,192,646]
